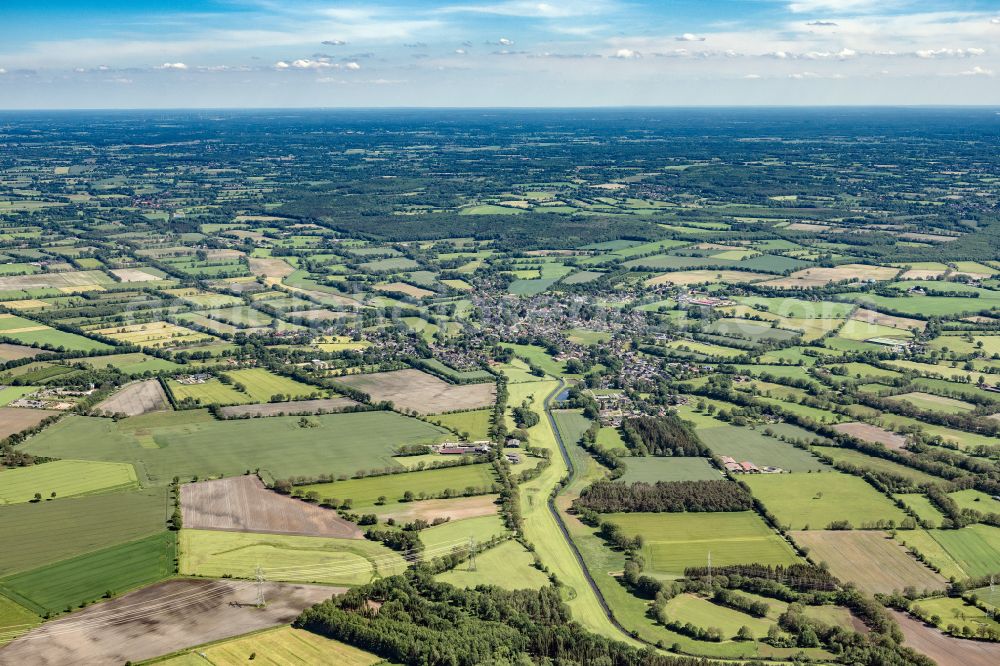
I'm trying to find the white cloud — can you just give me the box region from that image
[676,33,705,42]
[322,39,347,46]
[455,48,467,54]
[957,65,993,76]
[0,68,6,74]
[498,37,514,46]
[612,48,640,59]
[803,48,857,59]
[916,47,985,58]
[991,18,1000,24]
[743,73,761,79]
[157,62,187,70]
[275,59,361,70]
[789,71,820,78]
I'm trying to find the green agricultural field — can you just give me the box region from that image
[607,512,800,578]
[928,525,1000,578]
[431,409,493,440]
[617,457,720,483]
[0,460,138,505]
[565,328,612,345]
[77,352,183,374]
[167,377,250,406]
[360,257,420,272]
[0,385,37,405]
[168,627,384,666]
[437,540,550,591]
[297,463,499,509]
[812,447,940,485]
[743,471,908,530]
[877,413,999,451]
[911,596,1000,637]
[596,425,628,453]
[501,343,567,376]
[418,358,493,383]
[419,514,508,551]
[697,425,828,472]
[0,532,175,615]
[971,585,1000,610]
[0,594,40,646]
[735,296,855,319]
[662,593,775,639]
[949,489,1000,514]
[0,314,111,352]
[179,529,404,585]
[221,368,323,402]
[895,494,946,528]
[552,409,591,448]
[22,411,449,486]
[664,339,745,359]
[0,487,168,576]
[886,392,976,414]
[752,396,849,424]
[895,529,969,581]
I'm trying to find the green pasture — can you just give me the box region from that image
[813,447,940,485]
[437,539,549,590]
[22,411,449,486]
[698,424,828,472]
[0,488,168,576]
[618,457,720,484]
[419,514,508,551]
[297,463,498,508]
[0,460,138,505]
[743,472,908,530]
[0,532,175,615]
[179,529,404,585]
[607,512,800,578]
[430,409,493,440]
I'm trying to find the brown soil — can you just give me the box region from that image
[94,379,170,417]
[374,494,500,523]
[0,343,44,361]
[851,308,925,331]
[336,368,495,415]
[0,407,60,439]
[831,422,909,452]
[180,475,362,538]
[789,531,947,595]
[0,579,338,666]
[218,397,359,418]
[891,609,1000,666]
[248,257,295,279]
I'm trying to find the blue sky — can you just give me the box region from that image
[1,0,999,107]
